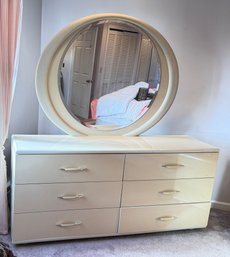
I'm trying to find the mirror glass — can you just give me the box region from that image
[59,19,161,130]
[36,13,178,136]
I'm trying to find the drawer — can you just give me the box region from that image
[14,182,122,213]
[121,178,214,206]
[12,208,119,244]
[119,203,211,234]
[124,153,218,180]
[15,154,124,184]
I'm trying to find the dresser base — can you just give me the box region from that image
[11,135,218,244]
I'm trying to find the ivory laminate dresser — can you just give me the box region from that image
[11,135,218,244]
[11,13,219,244]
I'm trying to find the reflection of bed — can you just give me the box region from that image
[91,82,156,127]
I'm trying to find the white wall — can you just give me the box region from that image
[38,0,230,206]
[6,0,42,172]
[10,0,41,133]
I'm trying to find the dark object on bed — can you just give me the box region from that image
[147,93,155,99]
[135,87,149,101]
[0,242,16,257]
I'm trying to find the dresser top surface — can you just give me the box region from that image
[11,135,219,154]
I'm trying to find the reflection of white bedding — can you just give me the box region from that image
[96,116,131,126]
[96,99,151,126]
[96,82,149,117]
[96,81,151,126]
[120,99,151,121]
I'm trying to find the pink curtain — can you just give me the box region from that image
[0,0,22,234]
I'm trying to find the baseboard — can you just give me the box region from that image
[211,200,230,211]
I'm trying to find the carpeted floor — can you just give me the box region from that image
[1,208,230,257]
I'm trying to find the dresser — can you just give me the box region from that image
[11,135,218,244]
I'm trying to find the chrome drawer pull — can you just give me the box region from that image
[59,166,88,172]
[162,164,184,169]
[58,194,85,200]
[159,190,180,195]
[157,216,177,221]
[56,221,82,227]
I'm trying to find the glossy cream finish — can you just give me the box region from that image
[119,203,211,234]
[121,179,214,206]
[14,182,122,213]
[11,135,218,244]
[12,208,119,243]
[35,13,179,136]
[15,154,124,184]
[124,153,218,180]
[12,135,218,154]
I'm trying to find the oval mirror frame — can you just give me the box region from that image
[36,13,179,136]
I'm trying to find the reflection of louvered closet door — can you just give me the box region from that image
[136,37,153,82]
[101,30,139,95]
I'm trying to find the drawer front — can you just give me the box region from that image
[121,178,214,206]
[12,208,119,244]
[119,203,211,234]
[15,154,124,184]
[124,153,218,180]
[14,182,122,213]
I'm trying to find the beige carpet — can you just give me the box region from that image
[1,209,230,257]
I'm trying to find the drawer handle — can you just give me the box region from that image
[58,194,85,200]
[157,216,177,221]
[162,164,184,169]
[159,190,180,195]
[59,166,88,172]
[56,221,82,227]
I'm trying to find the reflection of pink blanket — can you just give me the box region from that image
[90,99,98,119]
[140,106,149,116]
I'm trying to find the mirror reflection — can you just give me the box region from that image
[59,19,161,129]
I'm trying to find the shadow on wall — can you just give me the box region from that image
[149,29,223,135]
[216,160,230,203]
[4,138,12,180]
[151,0,226,135]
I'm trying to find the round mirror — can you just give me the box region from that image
[60,19,161,129]
[36,13,178,136]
